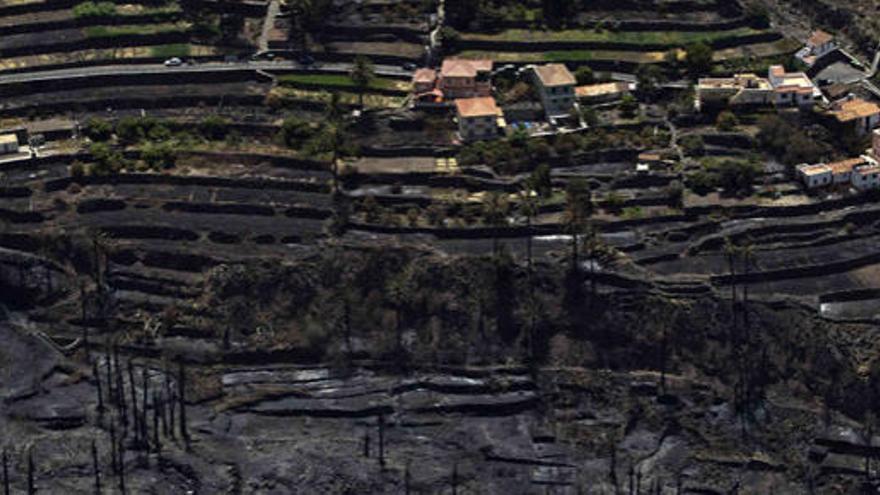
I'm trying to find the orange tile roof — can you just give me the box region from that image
[775,87,814,95]
[769,65,785,78]
[827,157,866,174]
[441,59,492,78]
[534,64,576,87]
[412,68,437,84]
[575,82,629,98]
[855,165,880,175]
[799,163,830,176]
[808,30,834,47]
[831,98,880,122]
[455,96,501,118]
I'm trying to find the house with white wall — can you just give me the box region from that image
[455,96,504,141]
[768,66,819,108]
[531,64,577,119]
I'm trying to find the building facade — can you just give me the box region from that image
[531,64,576,119]
[455,97,504,141]
[439,59,493,100]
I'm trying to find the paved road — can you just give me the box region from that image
[0,61,413,86]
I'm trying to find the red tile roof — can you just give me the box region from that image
[533,64,576,87]
[808,30,834,47]
[455,96,501,118]
[441,59,492,78]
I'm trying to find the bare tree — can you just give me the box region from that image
[27,449,34,495]
[3,448,9,495]
[377,414,386,469]
[178,362,190,447]
[91,440,101,495]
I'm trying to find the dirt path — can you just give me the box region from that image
[258,0,281,53]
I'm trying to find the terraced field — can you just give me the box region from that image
[1,0,880,493]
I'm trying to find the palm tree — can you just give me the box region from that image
[482,191,509,255]
[350,56,375,107]
[386,268,414,354]
[563,178,592,270]
[518,182,540,270]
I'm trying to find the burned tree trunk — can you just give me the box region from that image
[26,449,34,495]
[377,414,385,468]
[178,362,189,447]
[3,449,9,495]
[127,361,139,446]
[91,440,101,495]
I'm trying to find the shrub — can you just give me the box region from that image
[574,66,595,85]
[141,142,177,170]
[680,135,705,157]
[666,180,684,208]
[70,161,86,180]
[72,1,116,18]
[406,208,420,227]
[88,142,125,176]
[684,42,713,77]
[605,190,624,214]
[199,115,230,141]
[619,94,639,118]
[116,116,145,144]
[84,117,112,142]
[715,111,739,132]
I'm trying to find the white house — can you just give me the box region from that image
[852,164,880,191]
[768,66,819,107]
[0,134,18,154]
[797,163,832,189]
[798,156,880,191]
[531,64,577,119]
[455,96,504,141]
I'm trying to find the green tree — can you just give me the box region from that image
[684,42,713,77]
[574,66,595,85]
[619,94,639,118]
[141,142,176,170]
[518,183,540,269]
[84,118,113,142]
[116,116,145,145]
[529,163,553,198]
[350,56,375,107]
[199,115,230,141]
[482,191,510,254]
[716,111,739,132]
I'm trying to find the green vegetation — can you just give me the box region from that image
[684,42,714,76]
[73,2,182,18]
[687,158,762,197]
[84,22,189,39]
[756,115,833,168]
[72,1,116,18]
[459,127,670,175]
[574,66,594,85]
[149,44,191,59]
[715,111,739,132]
[83,117,112,142]
[350,56,375,107]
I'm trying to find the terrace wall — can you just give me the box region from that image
[456,31,781,53]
